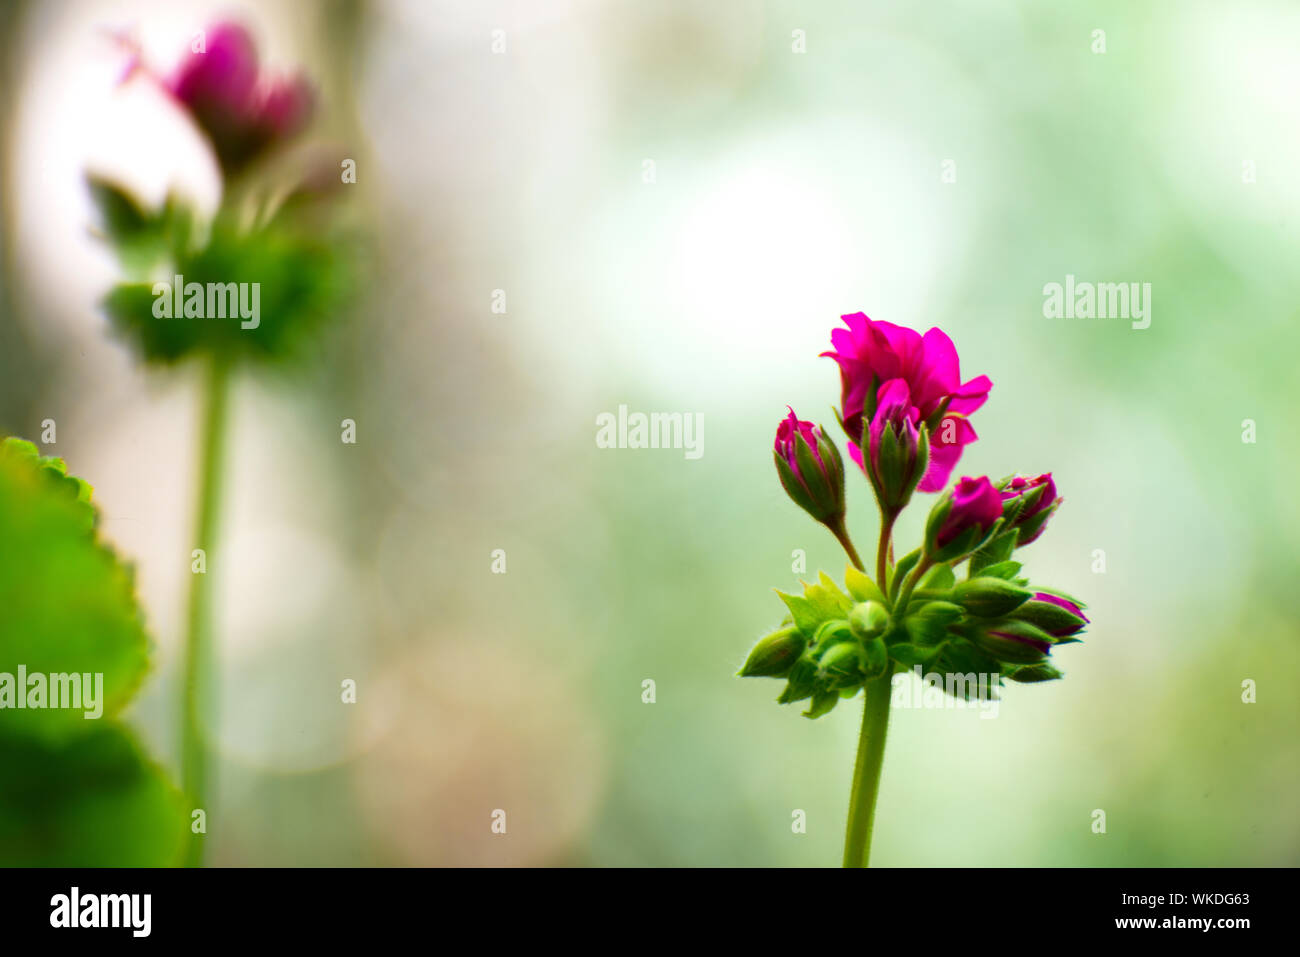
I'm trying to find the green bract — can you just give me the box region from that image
[90,177,355,366]
[740,561,1088,717]
[0,438,186,864]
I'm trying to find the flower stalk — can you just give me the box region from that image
[842,669,893,868]
[180,356,230,867]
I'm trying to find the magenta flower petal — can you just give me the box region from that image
[911,328,960,414]
[824,314,992,489]
[947,374,993,415]
[775,407,823,481]
[169,22,259,114]
[917,415,976,492]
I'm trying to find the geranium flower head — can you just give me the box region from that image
[822,313,991,492]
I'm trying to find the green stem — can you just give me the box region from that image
[876,508,898,589]
[893,556,934,619]
[842,670,893,867]
[180,358,231,868]
[830,519,865,572]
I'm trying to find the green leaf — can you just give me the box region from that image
[0,438,186,866]
[977,560,1023,581]
[843,564,886,604]
[802,689,839,719]
[0,439,148,743]
[102,206,356,367]
[777,575,853,638]
[969,533,1016,575]
[86,176,180,276]
[918,563,956,592]
[889,548,922,598]
[0,726,186,866]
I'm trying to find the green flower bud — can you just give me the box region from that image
[849,601,890,640]
[952,577,1033,617]
[778,656,819,704]
[971,619,1054,664]
[1008,596,1088,637]
[817,640,864,689]
[813,618,855,652]
[1007,663,1063,683]
[739,626,806,678]
[861,636,889,678]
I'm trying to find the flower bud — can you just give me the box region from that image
[777,656,819,704]
[1010,592,1088,637]
[998,473,1061,546]
[773,409,845,527]
[972,620,1054,664]
[817,640,864,689]
[739,626,806,678]
[865,379,930,510]
[952,577,1033,617]
[924,475,1002,560]
[1007,663,1063,683]
[848,600,890,640]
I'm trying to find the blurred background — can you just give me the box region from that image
[1,0,1297,866]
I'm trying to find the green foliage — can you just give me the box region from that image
[0,438,186,865]
[0,727,185,866]
[90,178,355,367]
[741,561,1087,714]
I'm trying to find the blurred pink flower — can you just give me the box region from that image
[166,22,313,173]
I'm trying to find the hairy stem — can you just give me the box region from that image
[893,556,934,618]
[830,519,866,572]
[842,670,894,867]
[876,508,898,590]
[180,358,230,868]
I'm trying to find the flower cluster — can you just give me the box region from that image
[91,21,354,366]
[742,313,1087,717]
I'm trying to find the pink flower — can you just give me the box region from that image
[822,313,991,492]
[167,23,313,173]
[1000,472,1061,545]
[775,408,824,479]
[773,408,845,526]
[934,476,1002,548]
